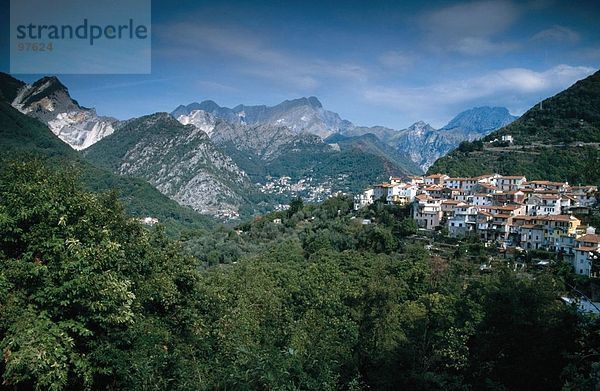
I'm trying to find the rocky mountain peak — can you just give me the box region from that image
[11,75,119,150]
[441,106,517,134]
[176,109,217,136]
[198,100,222,112]
[13,75,80,114]
[407,120,434,133]
[0,72,26,103]
[172,95,348,138]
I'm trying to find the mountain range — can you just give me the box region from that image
[339,107,517,170]
[429,69,600,185]
[1,71,520,219]
[0,77,213,234]
[174,99,517,172]
[172,96,353,138]
[83,113,254,218]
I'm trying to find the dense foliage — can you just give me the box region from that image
[1,159,599,390]
[0,100,212,234]
[429,145,600,185]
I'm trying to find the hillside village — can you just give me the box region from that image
[354,172,599,277]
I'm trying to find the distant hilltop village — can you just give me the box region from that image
[354,173,599,277]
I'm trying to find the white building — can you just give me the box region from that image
[496,175,527,191]
[501,134,514,143]
[413,197,443,230]
[354,188,374,210]
[472,193,494,206]
[571,186,597,207]
[448,205,478,238]
[574,228,600,277]
[423,174,449,186]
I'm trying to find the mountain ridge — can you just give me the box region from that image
[83,112,255,218]
[7,73,119,150]
[428,69,600,184]
[0,75,213,232]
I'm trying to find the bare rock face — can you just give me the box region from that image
[172,96,353,139]
[176,109,322,162]
[84,113,252,219]
[345,109,517,171]
[12,76,119,150]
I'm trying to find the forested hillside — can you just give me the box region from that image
[0,98,212,234]
[429,70,600,184]
[1,158,598,390]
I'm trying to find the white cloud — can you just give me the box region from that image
[363,64,596,127]
[423,0,519,36]
[155,22,367,91]
[452,37,518,56]
[421,0,520,55]
[531,25,580,44]
[195,80,240,94]
[378,51,417,69]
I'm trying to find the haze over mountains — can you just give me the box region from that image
[2,71,520,219]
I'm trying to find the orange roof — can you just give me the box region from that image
[479,183,499,189]
[527,180,567,186]
[576,246,600,252]
[539,194,560,199]
[479,205,522,211]
[521,224,543,229]
[499,175,526,179]
[513,215,575,223]
[577,234,600,243]
[442,199,461,204]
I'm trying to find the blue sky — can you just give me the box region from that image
[1,0,599,128]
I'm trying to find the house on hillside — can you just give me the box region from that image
[424,174,449,186]
[354,188,374,210]
[496,175,527,191]
[574,228,600,276]
[412,196,443,230]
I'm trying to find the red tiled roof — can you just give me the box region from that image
[577,234,600,243]
[576,246,600,252]
[521,224,543,229]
